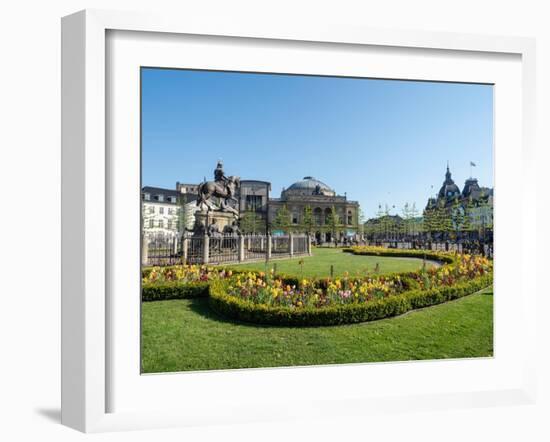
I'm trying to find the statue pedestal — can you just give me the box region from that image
[194,210,236,234]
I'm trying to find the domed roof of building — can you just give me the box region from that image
[287,176,333,192]
[438,166,461,199]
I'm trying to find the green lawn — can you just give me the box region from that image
[220,247,438,278]
[141,288,493,373]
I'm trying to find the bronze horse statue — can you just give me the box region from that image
[196,175,240,215]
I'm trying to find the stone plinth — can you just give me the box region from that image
[194,210,236,234]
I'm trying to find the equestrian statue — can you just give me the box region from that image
[196,160,240,217]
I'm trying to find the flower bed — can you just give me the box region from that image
[141,250,493,326]
[141,264,301,302]
[142,264,234,284]
[343,245,456,264]
[209,274,492,326]
[218,270,407,308]
[208,252,492,326]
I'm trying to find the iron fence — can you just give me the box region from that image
[271,235,290,256]
[143,233,180,267]
[292,235,308,255]
[243,234,267,260]
[209,235,239,264]
[142,233,311,266]
[186,236,204,264]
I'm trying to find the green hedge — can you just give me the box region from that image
[142,281,209,302]
[342,247,456,264]
[208,274,492,327]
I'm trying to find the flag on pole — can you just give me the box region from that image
[470,161,476,167]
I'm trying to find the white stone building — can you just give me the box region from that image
[141,186,181,237]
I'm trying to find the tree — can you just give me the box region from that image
[239,211,265,234]
[382,204,391,239]
[429,202,448,240]
[357,208,365,237]
[402,202,412,238]
[422,201,453,242]
[409,202,420,237]
[363,216,378,240]
[461,197,474,238]
[301,205,314,235]
[271,205,291,233]
[450,198,465,240]
[402,203,410,226]
[422,208,437,239]
[325,206,342,239]
[439,202,454,240]
[477,195,493,241]
[375,204,385,240]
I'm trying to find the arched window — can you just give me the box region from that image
[313,207,323,225]
[324,207,332,224]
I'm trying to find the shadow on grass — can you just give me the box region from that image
[186,297,398,331]
[187,298,273,328]
[186,298,327,330]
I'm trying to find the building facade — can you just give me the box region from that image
[237,180,271,234]
[424,165,493,239]
[143,175,360,242]
[175,182,199,204]
[141,186,181,236]
[268,176,360,243]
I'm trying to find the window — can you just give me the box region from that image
[143,193,150,200]
[347,211,353,225]
[313,207,323,225]
[245,194,263,211]
[158,220,164,228]
[292,213,299,224]
[324,208,332,224]
[167,220,172,230]
[149,206,155,214]
[149,219,154,228]
[168,208,173,215]
[159,207,164,214]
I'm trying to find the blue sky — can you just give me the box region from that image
[141,68,493,218]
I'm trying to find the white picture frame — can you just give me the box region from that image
[61,9,537,433]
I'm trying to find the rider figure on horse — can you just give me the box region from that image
[214,160,227,183]
[214,160,231,197]
[196,161,240,215]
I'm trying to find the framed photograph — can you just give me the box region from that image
[61,9,537,433]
